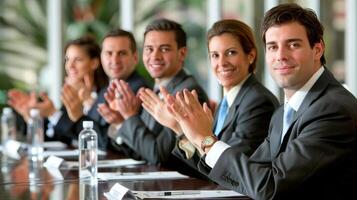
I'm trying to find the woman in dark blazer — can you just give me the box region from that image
[8,36,109,148]
[140,19,279,175]
[49,36,109,148]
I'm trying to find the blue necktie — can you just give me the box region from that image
[281,104,295,142]
[214,97,228,136]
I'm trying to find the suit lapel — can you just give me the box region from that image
[276,69,333,153]
[215,75,257,137]
[291,70,332,123]
[165,70,187,94]
[270,106,284,158]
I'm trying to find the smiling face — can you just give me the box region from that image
[143,31,186,83]
[64,45,97,86]
[101,36,137,80]
[208,33,255,91]
[265,22,324,98]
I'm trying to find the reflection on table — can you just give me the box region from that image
[0,144,250,200]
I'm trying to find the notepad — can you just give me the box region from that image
[98,171,189,181]
[133,190,244,199]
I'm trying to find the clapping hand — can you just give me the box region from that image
[61,83,83,122]
[107,79,142,119]
[140,86,182,134]
[167,89,214,148]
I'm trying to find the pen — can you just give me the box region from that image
[157,191,201,196]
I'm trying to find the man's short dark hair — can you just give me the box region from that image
[261,3,326,65]
[144,18,187,49]
[102,28,137,53]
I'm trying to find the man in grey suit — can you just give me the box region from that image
[167,3,357,199]
[106,19,208,172]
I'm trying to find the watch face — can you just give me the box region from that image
[203,136,214,145]
[201,136,217,152]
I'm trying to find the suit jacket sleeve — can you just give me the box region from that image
[50,107,76,145]
[117,70,208,165]
[172,76,278,175]
[197,93,357,199]
[52,87,109,149]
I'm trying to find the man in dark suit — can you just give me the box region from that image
[167,3,357,199]
[106,19,208,172]
[96,28,149,151]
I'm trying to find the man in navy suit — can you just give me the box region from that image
[96,29,149,151]
[167,3,357,199]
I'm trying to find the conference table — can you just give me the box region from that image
[0,142,251,200]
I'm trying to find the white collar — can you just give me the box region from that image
[285,67,324,111]
[223,74,251,107]
[153,77,174,91]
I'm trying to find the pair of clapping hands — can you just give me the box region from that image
[7,74,94,122]
[98,79,215,152]
[98,79,141,126]
[142,88,216,153]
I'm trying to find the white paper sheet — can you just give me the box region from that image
[43,149,106,158]
[98,171,189,181]
[44,155,64,168]
[41,141,67,149]
[0,140,22,159]
[133,190,244,199]
[65,158,146,169]
[104,183,130,200]
[1,141,67,150]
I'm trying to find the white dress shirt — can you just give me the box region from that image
[205,67,325,168]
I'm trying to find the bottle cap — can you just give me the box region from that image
[30,108,40,117]
[2,107,13,115]
[83,121,93,128]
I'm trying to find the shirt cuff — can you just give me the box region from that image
[178,140,196,159]
[107,123,123,144]
[205,141,230,168]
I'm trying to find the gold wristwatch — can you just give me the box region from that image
[201,135,218,153]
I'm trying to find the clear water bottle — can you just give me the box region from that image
[80,181,98,200]
[1,107,17,146]
[27,108,44,160]
[79,121,98,184]
[28,157,43,198]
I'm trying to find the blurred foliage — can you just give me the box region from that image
[0,0,47,91]
[64,0,120,41]
[0,0,209,94]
